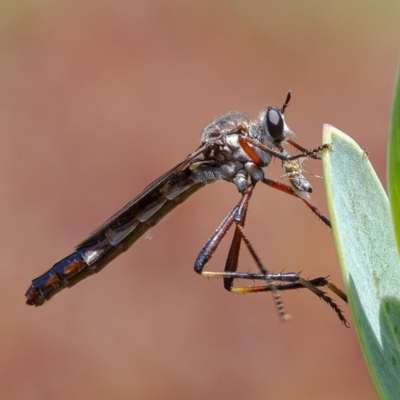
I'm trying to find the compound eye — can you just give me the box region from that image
[265,107,284,142]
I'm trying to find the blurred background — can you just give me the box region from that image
[1,1,399,399]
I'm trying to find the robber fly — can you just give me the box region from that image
[25,92,348,325]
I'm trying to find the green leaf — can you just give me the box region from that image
[322,125,400,399]
[388,66,400,254]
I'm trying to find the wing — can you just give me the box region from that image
[25,143,209,306]
[76,143,208,249]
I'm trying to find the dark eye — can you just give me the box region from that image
[265,107,284,141]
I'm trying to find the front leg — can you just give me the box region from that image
[238,136,331,163]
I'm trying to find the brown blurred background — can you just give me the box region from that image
[1,1,398,399]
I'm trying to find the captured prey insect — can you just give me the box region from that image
[25,92,348,326]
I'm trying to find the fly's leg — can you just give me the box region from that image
[287,139,327,160]
[239,136,331,163]
[223,188,289,320]
[261,177,331,227]
[193,186,253,275]
[194,185,348,325]
[238,134,332,226]
[231,225,348,326]
[194,185,288,320]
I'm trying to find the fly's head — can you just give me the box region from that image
[251,91,295,150]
